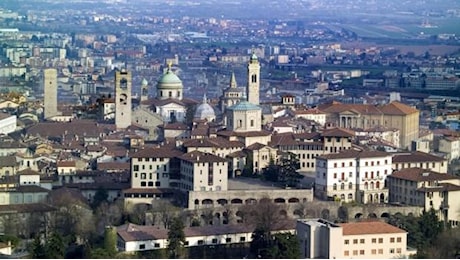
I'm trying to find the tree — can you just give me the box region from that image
[167,217,186,259]
[91,187,109,209]
[29,236,45,259]
[153,200,180,228]
[266,233,301,259]
[44,232,66,259]
[278,153,302,187]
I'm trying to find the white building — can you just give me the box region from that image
[117,220,295,252]
[293,108,327,126]
[315,149,393,203]
[296,218,413,259]
[0,112,16,135]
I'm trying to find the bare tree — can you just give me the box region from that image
[152,200,180,228]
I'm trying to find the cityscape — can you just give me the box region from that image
[0,0,460,258]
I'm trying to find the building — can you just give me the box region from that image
[117,220,295,253]
[318,101,419,148]
[387,168,460,226]
[391,151,448,174]
[246,53,260,105]
[438,136,460,162]
[0,112,16,135]
[194,94,216,122]
[179,150,228,192]
[43,68,58,120]
[226,101,262,133]
[115,69,132,129]
[296,218,413,259]
[219,72,244,114]
[315,149,393,203]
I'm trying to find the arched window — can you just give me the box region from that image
[364,182,368,190]
[340,183,345,190]
[251,74,257,83]
[376,181,380,189]
[348,182,353,190]
[333,184,337,190]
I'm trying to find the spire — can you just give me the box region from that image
[229,72,237,89]
[167,60,173,71]
[202,93,207,104]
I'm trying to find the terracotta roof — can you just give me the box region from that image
[97,161,130,171]
[245,142,269,151]
[57,160,76,167]
[123,188,175,194]
[416,182,460,192]
[17,168,40,175]
[182,137,244,149]
[118,219,295,242]
[322,127,355,137]
[131,147,183,158]
[317,101,418,116]
[389,168,459,182]
[317,149,389,160]
[217,130,272,138]
[392,151,445,163]
[227,150,247,158]
[340,221,405,236]
[179,150,227,163]
[26,120,115,139]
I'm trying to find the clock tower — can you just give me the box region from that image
[115,68,132,129]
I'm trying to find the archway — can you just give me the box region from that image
[355,213,363,219]
[368,194,373,203]
[245,198,257,205]
[380,193,385,203]
[231,198,242,204]
[202,199,213,206]
[274,198,286,203]
[288,198,300,203]
[381,212,390,218]
[217,199,228,205]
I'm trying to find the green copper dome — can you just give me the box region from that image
[158,70,182,84]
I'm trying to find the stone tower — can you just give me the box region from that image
[140,78,148,102]
[246,52,260,105]
[43,68,58,120]
[115,68,132,129]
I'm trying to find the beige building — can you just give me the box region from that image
[179,150,228,192]
[297,218,413,259]
[269,128,354,172]
[244,142,278,174]
[43,68,58,120]
[318,101,419,148]
[392,151,448,173]
[388,168,460,226]
[246,53,260,105]
[438,136,460,162]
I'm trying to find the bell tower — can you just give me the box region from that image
[115,68,132,129]
[246,52,260,105]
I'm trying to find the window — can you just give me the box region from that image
[378,249,383,254]
[226,238,231,243]
[353,250,358,256]
[198,240,204,245]
[139,244,145,250]
[396,248,402,254]
[333,173,337,179]
[390,248,395,254]
[360,239,365,244]
[212,238,218,244]
[344,251,349,256]
[133,165,139,171]
[371,249,377,255]
[397,237,401,242]
[344,239,349,245]
[360,250,365,255]
[240,237,246,242]
[154,243,160,248]
[353,239,358,244]
[390,237,395,243]
[372,238,377,243]
[141,181,146,187]
[334,163,337,168]
[378,238,383,243]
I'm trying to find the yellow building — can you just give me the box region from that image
[318,101,419,149]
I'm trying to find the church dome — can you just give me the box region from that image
[157,65,183,90]
[194,94,216,121]
[227,100,260,111]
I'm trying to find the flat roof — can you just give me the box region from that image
[228,177,285,190]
